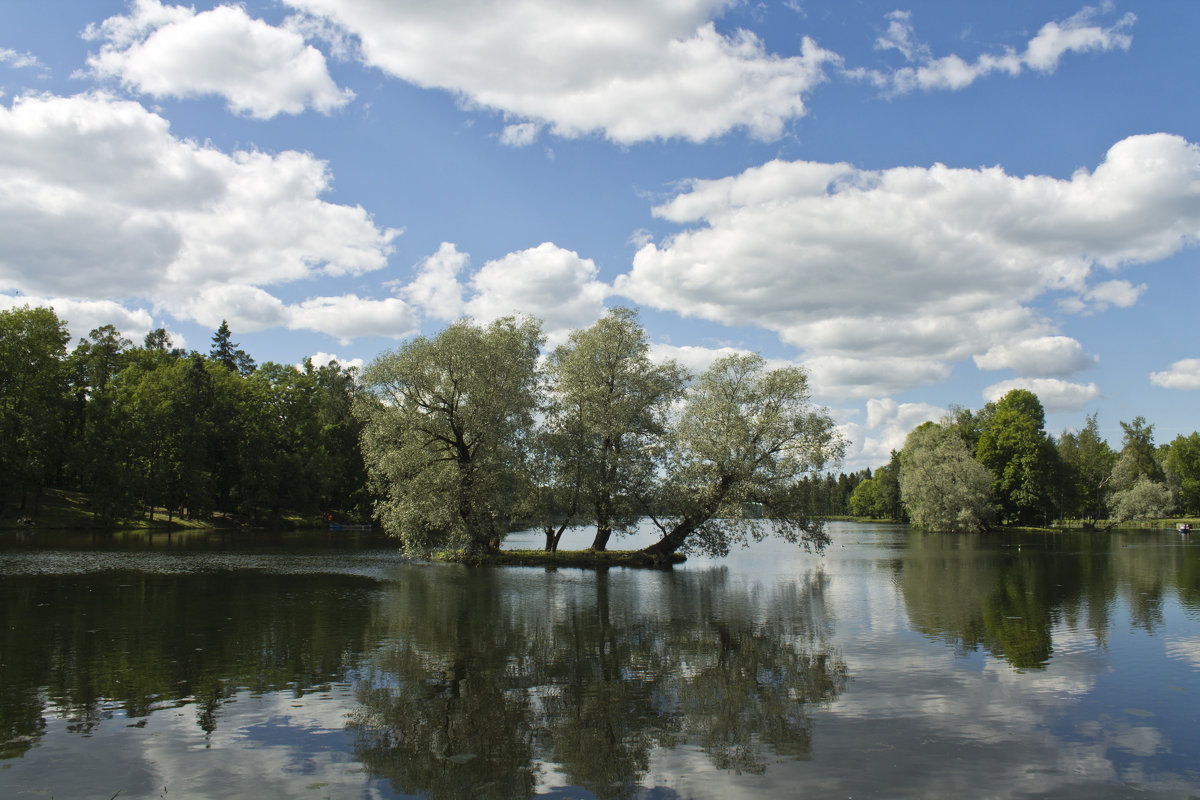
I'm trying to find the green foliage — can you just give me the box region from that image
[644,354,843,557]
[1,306,367,527]
[898,422,993,532]
[357,316,544,555]
[1057,413,1117,526]
[848,477,879,517]
[1108,475,1172,526]
[541,307,686,550]
[1164,432,1200,515]
[974,390,1061,526]
[1112,416,1165,487]
[0,306,71,515]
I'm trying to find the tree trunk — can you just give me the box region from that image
[544,525,566,553]
[590,524,612,551]
[640,516,702,558]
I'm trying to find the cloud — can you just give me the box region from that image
[982,378,1101,412]
[860,6,1135,94]
[465,243,609,341]
[617,133,1200,397]
[1150,359,1200,391]
[0,294,154,343]
[499,122,540,148]
[974,336,1095,377]
[400,242,469,322]
[0,48,45,71]
[399,241,608,342]
[0,91,398,341]
[283,0,838,143]
[305,352,365,372]
[85,0,353,118]
[647,342,796,375]
[288,294,417,344]
[840,397,944,467]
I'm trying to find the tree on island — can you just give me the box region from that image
[1164,432,1200,516]
[539,308,686,552]
[639,353,843,559]
[356,316,544,556]
[1102,416,1172,528]
[356,315,842,559]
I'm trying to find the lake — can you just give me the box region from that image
[1,522,1198,798]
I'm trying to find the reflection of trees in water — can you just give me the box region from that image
[0,571,375,757]
[896,532,1200,669]
[349,565,846,800]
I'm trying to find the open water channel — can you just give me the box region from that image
[1,521,1198,799]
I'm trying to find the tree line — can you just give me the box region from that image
[2,305,844,557]
[1,306,368,525]
[848,388,1200,532]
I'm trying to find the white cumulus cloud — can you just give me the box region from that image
[1150,359,1200,391]
[617,133,1200,398]
[399,241,609,344]
[974,336,1096,377]
[85,0,353,118]
[465,243,609,341]
[0,294,154,343]
[305,351,365,372]
[840,397,944,467]
[982,378,1101,412]
[282,0,837,143]
[0,91,398,341]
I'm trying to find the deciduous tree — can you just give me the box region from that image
[357,317,544,555]
[899,422,993,532]
[543,308,686,552]
[640,354,842,558]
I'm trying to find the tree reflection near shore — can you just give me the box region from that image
[349,564,847,800]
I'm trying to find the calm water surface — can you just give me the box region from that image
[1,522,1198,798]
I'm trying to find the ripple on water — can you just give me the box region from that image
[0,548,406,578]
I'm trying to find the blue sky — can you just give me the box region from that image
[2,0,1198,470]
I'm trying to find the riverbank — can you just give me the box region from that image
[0,489,344,532]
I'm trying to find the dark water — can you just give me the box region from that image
[1,523,1198,799]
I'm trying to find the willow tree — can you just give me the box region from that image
[641,354,843,559]
[541,308,686,552]
[356,317,543,555]
[898,422,993,532]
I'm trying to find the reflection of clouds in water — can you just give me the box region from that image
[810,607,1132,797]
[1164,636,1200,669]
[1078,719,1163,758]
[135,690,382,800]
[8,690,387,800]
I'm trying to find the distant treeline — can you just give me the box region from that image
[793,459,904,521]
[1,306,368,525]
[846,391,1200,531]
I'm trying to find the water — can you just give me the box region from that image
[1,522,1198,798]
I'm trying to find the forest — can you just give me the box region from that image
[0,305,368,527]
[4,303,1197,546]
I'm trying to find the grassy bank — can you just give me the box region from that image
[0,489,332,532]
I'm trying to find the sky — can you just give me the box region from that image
[2,0,1198,471]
